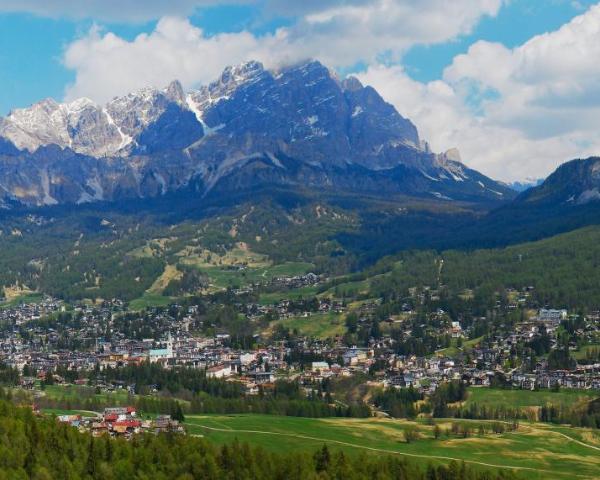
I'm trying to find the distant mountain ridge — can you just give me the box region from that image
[0,60,514,207]
[506,178,543,192]
[516,157,600,206]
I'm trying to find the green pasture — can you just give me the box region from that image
[184,414,600,479]
[465,387,598,409]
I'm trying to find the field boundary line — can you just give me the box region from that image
[436,418,600,451]
[188,422,593,478]
[534,427,600,452]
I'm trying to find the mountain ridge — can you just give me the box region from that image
[516,157,600,206]
[0,60,513,208]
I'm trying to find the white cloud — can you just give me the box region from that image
[63,18,279,101]
[273,0,503,66]
[356,3,600,181]
[61,1,502,101]
[0,0,501,27]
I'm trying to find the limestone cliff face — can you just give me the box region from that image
[0,60,513,207]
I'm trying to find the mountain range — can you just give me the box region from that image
[1,57,599,263]
[0,60,514,208]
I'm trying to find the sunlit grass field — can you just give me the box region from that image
[184,414,600,479]
[465,387,598,409]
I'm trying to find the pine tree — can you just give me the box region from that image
[314,444,331,472]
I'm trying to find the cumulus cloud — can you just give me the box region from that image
[269,0,503,65]
[356,4,600,181]
[63,17,279,101]
[62,1,502,101]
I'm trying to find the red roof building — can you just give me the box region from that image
[113,420,141,428]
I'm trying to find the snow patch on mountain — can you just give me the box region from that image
[0,59,513,207]
[40,169,58,206]
[577,188,600,204]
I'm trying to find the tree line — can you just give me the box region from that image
[0,389,522,480]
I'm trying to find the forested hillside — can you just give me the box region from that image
[352,226,600,310]
[0,187,600,307]
[440,226,600,308]
[0,193,359,302]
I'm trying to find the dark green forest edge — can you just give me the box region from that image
[0,392,518,480]
[1,190,600,303]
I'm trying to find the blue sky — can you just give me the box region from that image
[0,3,292,114]
[403,0,598,82]
[1,0,600,181]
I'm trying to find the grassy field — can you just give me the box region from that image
[573,344,600,360]
[177,243,271,270]
[147,264,182,295]
[188,261,314,291]
[465,387,599,409]
[184,414,600,479]
[272,312,346,338]
[258,285,320,305]
[0,292,44,308]
[319,279,371,298]
[129,263,182,311]
[128,293,173,310]
[435,336,485,357]
[42,384,131,404]
[42,408,100,417]
[130,237,175,259]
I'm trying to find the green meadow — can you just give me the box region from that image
[273,311,346,338]
[42,384,131,404]
[465,387,599,409]
[129,292,174,310]
[184,414,600,479]
[258,285,320,305]
[196,261,314,290]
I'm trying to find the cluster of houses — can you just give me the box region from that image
[57,406,183,438]
[270,273,320,289]
[243,297,346,322]
[0,297,63,326]
[1,290,600,411]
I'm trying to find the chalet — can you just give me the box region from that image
[206,363,232,379]
[247,370,275,384]
[311,361,330,373]
[57,414,82,427]
[342,349,367,366]
[91,422,109,437]
[537,309,567,327]
[450,321,463,338]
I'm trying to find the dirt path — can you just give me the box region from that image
[188,422,593,478]
[527,425,600,452]
[434,418,600,453]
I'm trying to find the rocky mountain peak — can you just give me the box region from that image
[212,60,266,95]
[341,76,363,92]
[164,80,186,105]
[444,148,462,163]
[0,58,514,207]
